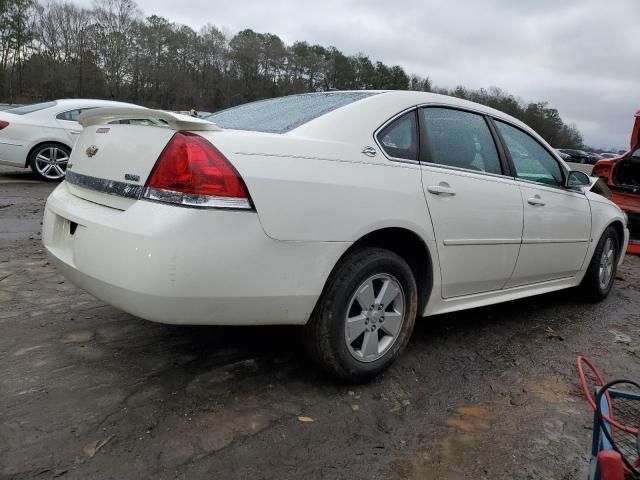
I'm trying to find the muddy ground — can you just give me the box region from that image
[1,164,639,480]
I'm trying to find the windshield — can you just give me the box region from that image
[6,101,58,115]
[206,92,378,133]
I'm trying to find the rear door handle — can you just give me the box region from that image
[427,183,456,196]
[527,195,545,206]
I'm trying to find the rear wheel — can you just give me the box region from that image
[29,143,70,182]
[579,226,620,301]
[304,247,418,382]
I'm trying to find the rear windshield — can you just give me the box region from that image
[207,92,378,133]
[6,101,58,115]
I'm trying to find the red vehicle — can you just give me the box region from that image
[592,111,640,254]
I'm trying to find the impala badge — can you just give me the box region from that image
[362,146,377,157]
[86,145,99,157]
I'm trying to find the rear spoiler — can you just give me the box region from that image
[79,107,221,131]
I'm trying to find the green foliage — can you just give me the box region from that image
[0,0,583,148]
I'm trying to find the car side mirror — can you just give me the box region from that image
[566,170,590,189]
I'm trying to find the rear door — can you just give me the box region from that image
[493,120,591,287]
[416,107,523,298]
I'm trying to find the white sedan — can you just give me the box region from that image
[42,91,629,381]
[0,99,136,181]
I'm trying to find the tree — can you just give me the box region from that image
[92,0,139,97]
[0,0,585,150]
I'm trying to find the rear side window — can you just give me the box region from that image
[6,101,58,115]
[208,92,378,133]
[377,111,418,161]
[57,108,96,122]
[420,107,502,175]
[495,121,564,186]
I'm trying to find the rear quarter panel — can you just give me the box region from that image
[208,131,435,244]
[0,117,70,166]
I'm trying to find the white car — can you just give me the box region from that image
[42,91,629,381]
[0,99,137,181]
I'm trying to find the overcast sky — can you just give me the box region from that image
[83,0,639,149]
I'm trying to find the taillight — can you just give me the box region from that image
[143,131,252,209]
[0,121,9,130]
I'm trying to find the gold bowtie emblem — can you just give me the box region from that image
[86,145,99,157]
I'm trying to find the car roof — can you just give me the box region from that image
[293,90,539,140]
[12,99,139,120]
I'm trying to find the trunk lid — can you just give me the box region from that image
[65,107,219,210]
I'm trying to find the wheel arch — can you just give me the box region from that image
[608,220,625,256]
[321,227,434,316]
[25,140,72,168]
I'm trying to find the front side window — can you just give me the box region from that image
[376,111,418,161]
[420,107,502,175]
[495,121,563,187]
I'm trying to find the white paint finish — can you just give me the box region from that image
[506,182,591,287]
[421,166,523,297]
[40,91,630,326]
[586,192,629,267]
[68,124,175,207]
[43,182,349,325]
[229,150,434,243]
[0,99,137,168]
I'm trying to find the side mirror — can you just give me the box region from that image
[566,170,590,189]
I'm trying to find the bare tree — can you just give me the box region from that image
[92,0,139,97]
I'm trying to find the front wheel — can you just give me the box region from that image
[579,226,620,301]
[304,247,418,382]
[29,143,70,182]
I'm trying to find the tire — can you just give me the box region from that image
[29,143,70,182]
[304,247,418,382]
[579,226,620,301]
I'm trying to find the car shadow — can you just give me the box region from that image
[0,167,40,182]
[92,287,587,390]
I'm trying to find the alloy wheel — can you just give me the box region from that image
[33,146,68,180]
[598,237,616,290]
[344,273,405,363]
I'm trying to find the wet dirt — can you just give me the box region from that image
[1,165,639,479]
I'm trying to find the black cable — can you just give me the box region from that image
[595,379,640,477]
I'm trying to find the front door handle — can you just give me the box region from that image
[427,182,456,196]
[527,195,545,206]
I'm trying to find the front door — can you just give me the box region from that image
[493,120,591,287]
[418,107,524,298]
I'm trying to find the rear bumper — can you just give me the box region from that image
[43,183,350,325]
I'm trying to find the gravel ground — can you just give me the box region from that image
[1,165,639,480]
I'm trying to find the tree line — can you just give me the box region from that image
[0,0,584,148]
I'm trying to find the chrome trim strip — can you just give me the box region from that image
[142,187,252,209]
[514,177,586,196]
[66,170,143,199]
[444,238,589,246]
[65,171,252,210]
[421,162,516,182]
[522,238,589,244]
[443,239,521,246]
